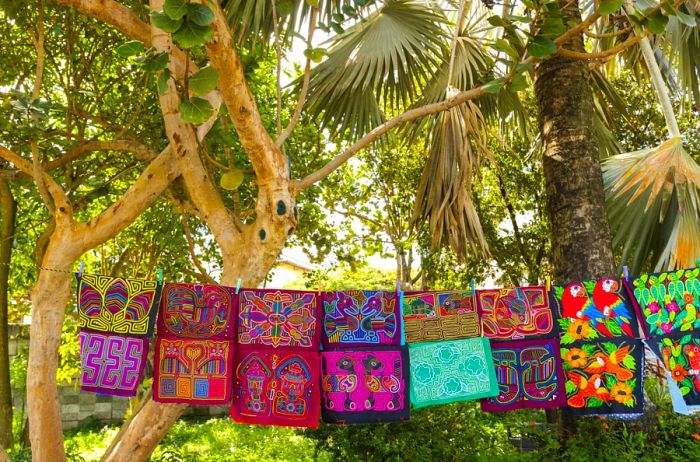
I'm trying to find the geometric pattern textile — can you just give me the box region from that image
[157,283,236,340]
[322,291,401,348]
[403,291,479,343]
[476,286,556,341]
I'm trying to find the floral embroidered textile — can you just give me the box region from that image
[402,291,479,343]
[647,333,700,406]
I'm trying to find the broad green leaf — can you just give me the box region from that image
[507,73,528,92]
[483,77,505,94]
[188,66,219,96]
[157,68,171,95]
[150,11,183,32]
[680,385,691,395]
[179,97,214,124]
[173,21,214,48]
[605,375,616,389]
[492,38,519,60]
[560,332,575,345]
[645,11,669,34]
[565,380,577,394]
[144,52,169,73]
[603,342,617,354]
[187,4,215,26]
[164,0,187,20]
[598,0,623,15]
[527,35,556,58]
[540,15,566,38]
[220,169,244,190]
[116,40,145,57]
[622,352,636,370]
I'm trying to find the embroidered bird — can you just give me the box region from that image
[561,283,612,336]
[684,344,700,391]
[584,345,634,381]
[566,371,610,408]
[592,279,635,337]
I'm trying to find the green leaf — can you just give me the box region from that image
[483,77,505,94]
[188,66,219,96]
[674,9,697,27]
[342,5,356,16]
[602,342,618,355]
[150,11,183,33]
[527,35,556,58]
[587,328,599,339]
[560,333,576,345]
[157,68,171,95]
[598,0,623,15]
[645,11,669,34]
[662,337,674,347]
[507,73,528,92]
[605,375,616,389]
[554,285,565,300]
[143,52,169,73]
[493,39,520,60]
[628,378,637,390]
[565,380,577,394]
[587,397,605,407]
[505,14,531,23]
[680,386,691,396]
[220,169,245,190]
[179,97,214,124]
[173,21,213,48]
[187,4,215,26]
[116,40,145,57]
[540,15,566,38]
[622,353,636,370]
[303,48,327,63]
[606,319,622,336]
[278,0,294,17]
[487,15,507,28]
[164,0,187,20]
[581,344,597,355]
[623,398,635,407]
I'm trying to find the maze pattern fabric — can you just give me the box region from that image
[627,267,700,338]
[481,338,566,413]
[238,289,319,349]
[230,347,320,427]
[154,338,234,405]
[321,347,410,424]
[561,338,644,416]
[78,274,161,337]
[158,283,236,340]
[79,331,148,397]
[647,332,700,407]
[408,337,498,408]
[402,291,479,343]
[552,278,639,345]
[322,291,401,348]
[476,286,555,341]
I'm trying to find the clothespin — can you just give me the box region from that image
[78,261,85,279]
[623,266,629,282]
[157,268,163,284]
[235,277,242,295]
[470,279,475,293]
[545,275,551,292]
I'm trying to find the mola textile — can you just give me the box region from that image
[408,337,498,408]
[153,337,234,405]
[322,291,401,348]
[481,338,566,412]
[320,346,410,424]
[78,274,162,337]
[79,331,149,397]
[561,338,644,417]
[646,332,700,407]
[552,278,639,344]
[230,346,320,427]
[238,289,320,349]
[157,283,236,340]
[476,286,556,341]
[402,291,479,343]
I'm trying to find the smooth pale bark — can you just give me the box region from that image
[0,178,16,449]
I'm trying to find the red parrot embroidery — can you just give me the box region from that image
[583,345,634,381]
[561,283,612,336]
[592,279,634,337]
[684,344,700,391]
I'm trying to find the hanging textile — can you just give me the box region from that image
[646,333,700,407]
[408,337,498,408]
[157,282,236,339]
[77,274,162,337]
[320,346,410,424]
[481,338,566,413]
[79,331,149,397]
[322,291,402,348]
[230,347,321,427]
[476,286,556,341]
[402,291,479,343]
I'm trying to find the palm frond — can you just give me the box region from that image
[662,13,700,110]
[603,137,700,273]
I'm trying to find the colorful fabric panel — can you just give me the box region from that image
[77,274,161,337]
[553,278,639,344]
[153,338,234,405]
[238,289,320,349]
[477,286,556,340]
[322,291,401,348]
[647,332,700,407]
[402,291,479,343]
[79,331,148,397]
[481,338,566,412]
[627,268,700,338]
[561,338,644,416]
[408,337,498,408]
[157,283,236,340]
[230,347,320,428]
[320,347,410,424]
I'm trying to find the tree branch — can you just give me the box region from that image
[180,213,217,284]
[557,34,645,60]
[43,139,160,170]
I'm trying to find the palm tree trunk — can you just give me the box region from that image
[534,0,616,434]
[0,178,16,450]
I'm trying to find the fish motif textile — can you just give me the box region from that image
[552,278,639,345]
[321,347,410,424]
[154,338,234,405]
[481,338,566,412]
[647,332,700,407]
[238,289,320,349]
[157,283,236,340]
[79,331,149,397]
[322,291,401,348]
[627,268,700,338]
[408,337,498,408]
[230,347,320,428]
[561,338,644,416]
[77,274,161,337]
[476,286,556,341]
[403,291,479,343]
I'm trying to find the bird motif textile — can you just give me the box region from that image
[647,332,700,407]
[158,283,236,340]
[481,338,566,412]
[476,286,556,341]
[553,278,639,344]
[402,291,480,343]
[320,347,410,424]
[322,291,401,348]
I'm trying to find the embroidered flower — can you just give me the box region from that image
[610,382,633,404]
[567,320,591,340]
[661,322,673,334]
[667,300,680,313]
[648,301,661,314]
[684,293,695,304]
[672,364,688,382]
[565,348,588,368]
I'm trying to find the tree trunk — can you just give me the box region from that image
[0,178,16,450]
[534,0,616,435]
